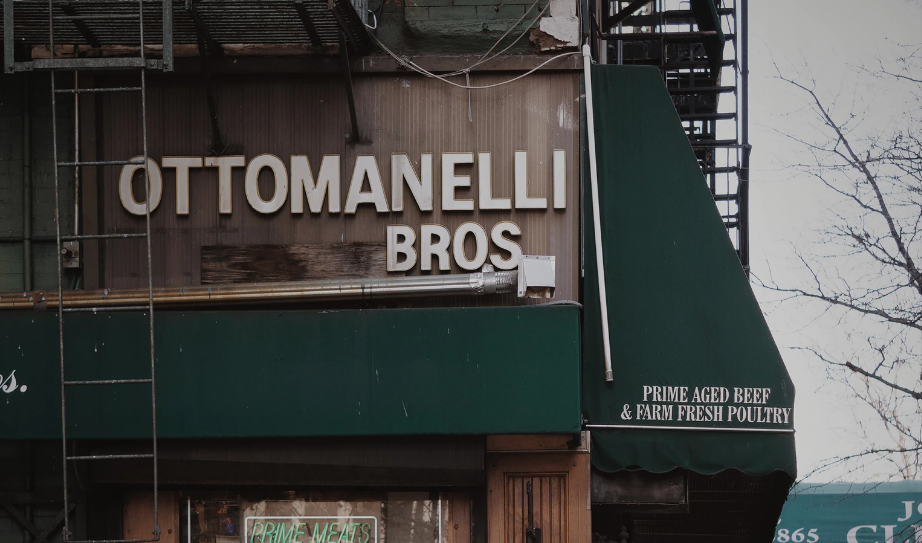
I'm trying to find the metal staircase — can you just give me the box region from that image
[44,2,163,542]
[595,0,750,269]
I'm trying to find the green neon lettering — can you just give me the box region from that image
[294,522,306,543]
[251,522,265,543]
[360,524,371,543]
[263,523,277,543]
[327,523,340,543]
[312,523,329,543]
[279,523,298,543]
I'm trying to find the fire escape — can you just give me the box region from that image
[594,0,750,269]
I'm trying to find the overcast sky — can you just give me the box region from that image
[748,0,922,481]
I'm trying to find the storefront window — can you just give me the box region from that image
[180,493,455,543]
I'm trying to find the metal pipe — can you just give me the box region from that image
[74,71,80,237]
[582,44,614,383]
[0,268,519,310]
[739,0,750,273]
[22,73,32,292]
[585,424,794,434]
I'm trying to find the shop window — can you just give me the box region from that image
[177,493,470,543]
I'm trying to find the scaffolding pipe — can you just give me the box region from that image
[0,268,519,310]
[22,73,32,292]
[582,44,614,383]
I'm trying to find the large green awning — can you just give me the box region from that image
[582,65,796,479]
[0,306,581,439]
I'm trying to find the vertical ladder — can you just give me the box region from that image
[47,1,161,542]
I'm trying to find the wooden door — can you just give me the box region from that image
[486,435,590,543]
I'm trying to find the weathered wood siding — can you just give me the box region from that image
[90,71,580,304]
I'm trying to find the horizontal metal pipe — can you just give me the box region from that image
[0,269,518,310]
[599,31,730,41]
[586,424,795,434]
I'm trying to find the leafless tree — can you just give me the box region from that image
[757,46,922,480]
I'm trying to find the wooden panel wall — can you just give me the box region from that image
[123,492,179,543]
[89,71,580,305]
[505,474,568,543]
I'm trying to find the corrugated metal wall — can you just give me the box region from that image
[88,71,580,304]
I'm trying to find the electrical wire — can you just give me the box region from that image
[364,0,575,89]
[369,32,578,90]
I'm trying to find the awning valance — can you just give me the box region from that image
[581,65,796,479]
[0,306,581,439]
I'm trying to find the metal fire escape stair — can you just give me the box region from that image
[596,0,749,268]
[2,0,372,74]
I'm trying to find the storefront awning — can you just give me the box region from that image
[0,306,581,439]
[581,65,796,479]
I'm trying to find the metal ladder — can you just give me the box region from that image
[47,1,161,542]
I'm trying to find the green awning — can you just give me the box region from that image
[582,65,796,478]
[0,306,581,439]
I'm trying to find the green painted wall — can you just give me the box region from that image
[0,73,75,292]
[372,0,550,55]
[0,306,581,439]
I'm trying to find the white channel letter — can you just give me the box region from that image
[387,225,417,272]
[162,157,203,215]
[392,154,433,212]
[245,154,289,214]
[420,224,451,271]
[204,155,246,214]
[119,157,163,216]
[442,153,475,211]
[346,155,389,213]
[478,152,511,210]
[553,149,566,209]
[453,222,488,271]
[514,150,547,209]
[847,526,876,543]
[489,221,522,270]
[290,155,341,213]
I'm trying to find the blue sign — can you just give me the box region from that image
[777,482,922,543]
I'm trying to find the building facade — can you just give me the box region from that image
[1,1,794,543]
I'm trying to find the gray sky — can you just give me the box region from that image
[749,0,922,480]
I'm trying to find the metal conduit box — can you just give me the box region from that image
[518,255,556,298]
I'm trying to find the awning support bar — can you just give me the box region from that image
[340,32,363,143]
[293,0,323,47]
[582,44,614,382]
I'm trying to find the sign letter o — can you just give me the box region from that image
[245,154,289,214]
[453,222,488,271]
[119,157,163,216]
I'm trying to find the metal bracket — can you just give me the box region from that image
[62,241,81,269]
[525,482,542,543]
[293,0,323,47]
[339,32,364,144]
[4,0,15,74]
[187,0,227,154]
[163,0,174,71]
[59,2,101,48]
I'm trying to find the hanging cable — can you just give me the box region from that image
[369,32,578,90]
